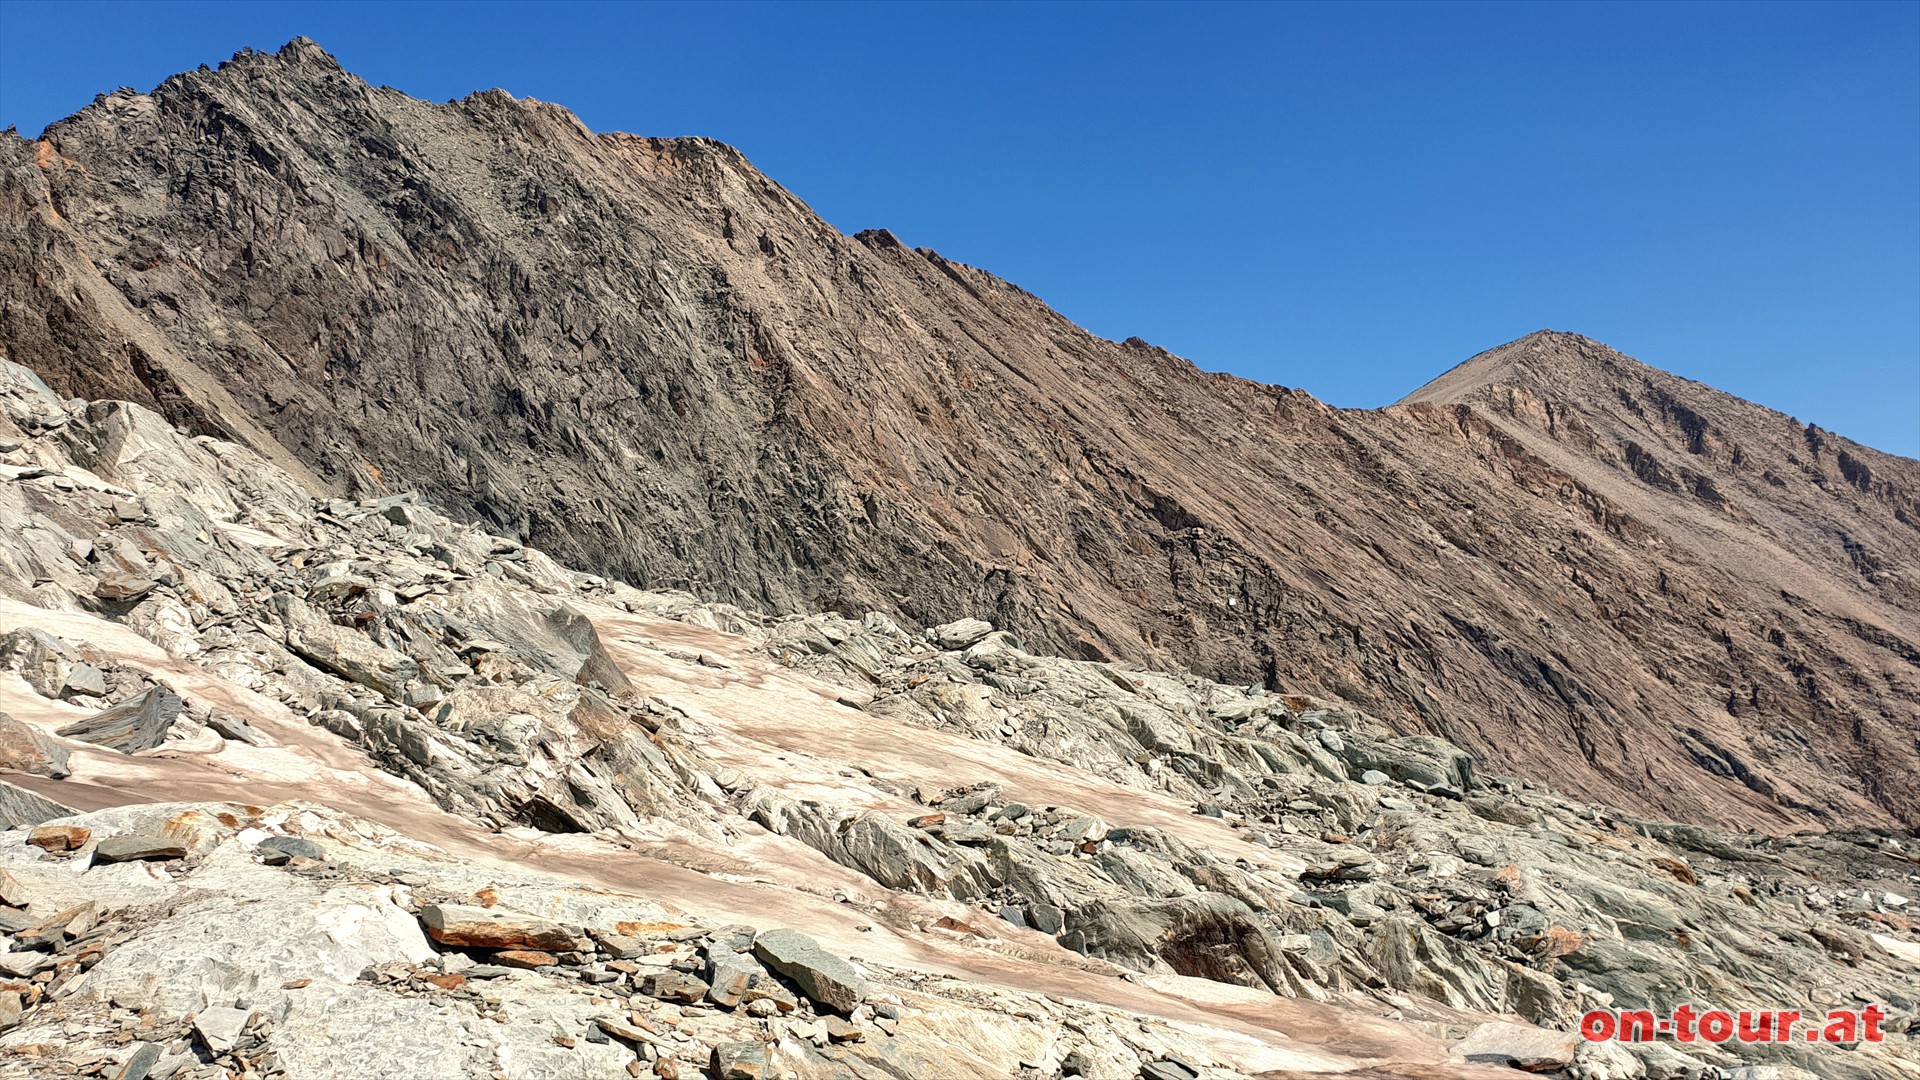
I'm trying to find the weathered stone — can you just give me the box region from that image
[710,1042,770,1080]
[1468,796,1539,827]
[110,1041,163,1080]
[62,662,108,698]
[92,835,190,863]
[589,929,646,959]
[1452,1020,1577,1072]
[0,867,26,908]
[270,593,419,698]
[192,1005,252,1053]
[418,903,585,952]
[0,952,52,978]
[751,928,866,1015]
[929,619,994,650]
[823,1016,862,1042]
[0,990,20,1030]
[55,688,182,753]
[0,627,78,697]
[257,836,326,865]
[1140,1059,1199,1080]
[1028,903,1066,936]
[705,949,763,1008]
[0,712,69,778]
[638,971,708,1003]
[26,823,91,851]
[491,949,556,969]
[97,571,158,602]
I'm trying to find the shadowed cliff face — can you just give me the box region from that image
[2,39,1915,829]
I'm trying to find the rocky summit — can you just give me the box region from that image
[0,37,1915,1080]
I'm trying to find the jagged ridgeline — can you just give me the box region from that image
[3,40,1917,830]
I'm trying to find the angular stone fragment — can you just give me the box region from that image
[1140,1060,1199,1080]
[0,952,52,978]
[96,571,158,602]
[710,1042,770,1080]
[56,688,182,753]
[62,663,107,698]
[25,822,90,851]
[589,929,646,959]
[0,868,26,908]
[418,903,585,951]
[0,627,78,697]
[491,949,556,969]
[192,1005,252,1054]
[256,836,325,865]
[110,1041,162,1080]
[270,593,419,698]
[638,970,708,1003]
[16,900,97,948]
[751,928,865,1015]
[929,619,994,650]
[93,835,190,863]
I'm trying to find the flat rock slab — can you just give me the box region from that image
[751,928,865,1015]
[1453,1020,1577,1072]
[192,1006,252,1053]
[418,903,585,952]
[637,970,708,1004]
[257,836,325,865]
[93,835,190,863]
[490,949,556,969]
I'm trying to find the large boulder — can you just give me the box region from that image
[55,688,182,753]
[270,593,419,699]
[751,929,866,1015]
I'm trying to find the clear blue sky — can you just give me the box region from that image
[3,1,1916,455]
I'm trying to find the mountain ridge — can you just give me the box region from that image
[1,39,1915,831]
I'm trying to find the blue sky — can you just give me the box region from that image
[3,1,1916,455]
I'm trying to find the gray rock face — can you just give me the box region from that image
[55,688,182,753]
[751,929,867,1015]
[7,40,1917,832]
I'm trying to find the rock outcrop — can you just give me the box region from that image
[0,353,1914,1078]
[3,39,1915,831]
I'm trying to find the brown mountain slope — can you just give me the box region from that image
[2,39,1915,828]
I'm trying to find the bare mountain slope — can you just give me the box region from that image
[1,40,1915,828]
